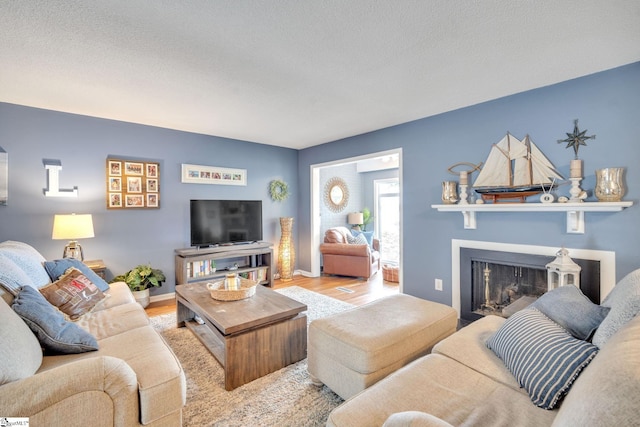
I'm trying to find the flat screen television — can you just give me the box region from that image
[190,200,263,247]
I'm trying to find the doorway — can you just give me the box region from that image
[309,148,403,287]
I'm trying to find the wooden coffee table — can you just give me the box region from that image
[175,282,307,390]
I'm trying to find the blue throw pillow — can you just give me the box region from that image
[0,241,51,288]
[486,308,599,409]
[530,285,610,340]
[43,258,110,292]
[0,253,35,295]
[353,233,368,245]
[352,230,374,247]
[12,286,99,354]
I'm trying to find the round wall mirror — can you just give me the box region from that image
[324,177,349,212]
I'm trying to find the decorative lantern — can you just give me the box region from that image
[546,248,581,290]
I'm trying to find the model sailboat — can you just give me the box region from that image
[473,133,564,202]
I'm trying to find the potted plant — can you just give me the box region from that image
[362,207,373,231]
[111,264,166,308]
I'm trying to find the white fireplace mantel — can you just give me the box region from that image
[432,201,633,234]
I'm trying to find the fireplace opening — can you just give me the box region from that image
[460,248,600,323]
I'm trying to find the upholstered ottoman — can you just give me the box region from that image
[308,293,458,400]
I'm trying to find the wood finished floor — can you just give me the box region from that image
[145,273,399,317]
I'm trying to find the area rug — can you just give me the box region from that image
[150,286,355,427]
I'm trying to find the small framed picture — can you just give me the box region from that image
[146,163,158,178]
[108,193,122,208]
[125,194,144,207]
[109,177,122,192]
[146,178,158,192]
[109,160,122,176]
[127,176,142,193]
[146,193,158,207]
[125,162,144,176]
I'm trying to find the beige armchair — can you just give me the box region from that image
[320,227,380,278]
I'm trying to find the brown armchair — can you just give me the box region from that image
[319,227,380,278]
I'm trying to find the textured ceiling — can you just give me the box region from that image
[1,1,639,149]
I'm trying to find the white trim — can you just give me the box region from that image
[451,239,615,317]
[433,202,632,234]
[309,148,403,291]
[150,292,175,303]
[298,269,314,277]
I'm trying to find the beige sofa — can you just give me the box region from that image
[327,278,640,426]
[0,241,186,426]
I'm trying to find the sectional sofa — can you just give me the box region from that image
[327,269,640,426]
[0,241,186,426]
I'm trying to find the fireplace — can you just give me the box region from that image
[451,240,616,322]
[460,248,600,322]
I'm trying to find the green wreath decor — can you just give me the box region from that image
[269,179,290,202]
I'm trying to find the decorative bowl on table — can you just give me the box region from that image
[206,277,258,301]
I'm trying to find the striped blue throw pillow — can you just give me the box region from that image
[486,308,599,409]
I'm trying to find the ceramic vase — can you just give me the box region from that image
[132,289,150,308]
[278,217,295,281]
[595,167,625,202]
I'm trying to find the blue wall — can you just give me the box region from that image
[298,62,640,305]
[1,62,638,304]
[0,104,298,297]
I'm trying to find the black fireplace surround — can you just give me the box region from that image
[460,248,600,323]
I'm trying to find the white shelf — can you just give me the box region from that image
[431,201,633,234]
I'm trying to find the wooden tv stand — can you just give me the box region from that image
[175,241,274,287]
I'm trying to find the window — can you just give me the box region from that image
[375,178,399,264]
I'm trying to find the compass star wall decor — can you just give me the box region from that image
[558,119,596,159]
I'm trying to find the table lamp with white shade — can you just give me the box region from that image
[52,213,95,260]
[347,212,364,230]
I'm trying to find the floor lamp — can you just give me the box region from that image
[278,217,295,281]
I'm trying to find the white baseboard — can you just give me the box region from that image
[150,292,175,303]
[297,270,315,277]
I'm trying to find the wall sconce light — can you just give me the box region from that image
[52,213,95,260]
[348,212,364,230]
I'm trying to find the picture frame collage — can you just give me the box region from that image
[106,158,160,209]
[181,163,247,186]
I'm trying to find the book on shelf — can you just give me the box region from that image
[243,267,268,282]
[188,259,217,278]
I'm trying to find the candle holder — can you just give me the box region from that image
[569,178,585,202]
[441,181,458,204]
[595,167,625,202]
[458,183,469,205]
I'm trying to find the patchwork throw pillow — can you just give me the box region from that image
[486,308,599,409]
[12,285,98,354]
[530,285,610,340]
[43,258,110,292]
[592,268,640,348]
[39,268,105,320]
